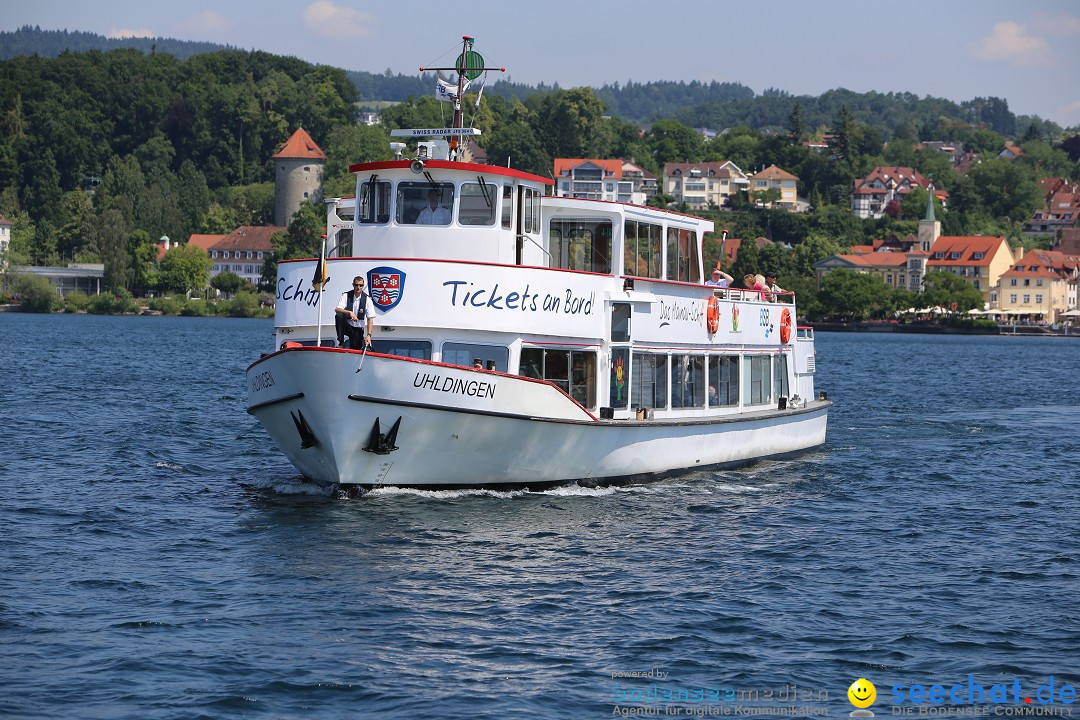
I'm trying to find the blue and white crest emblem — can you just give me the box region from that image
[368,266,405,311]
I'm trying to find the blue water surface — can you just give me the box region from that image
[1,313,1078,719]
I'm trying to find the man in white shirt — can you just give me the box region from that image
[705,268,734,287]
[416,189,451,225]
[335,276,375,349]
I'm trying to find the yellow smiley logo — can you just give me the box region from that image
[848,678,876,708]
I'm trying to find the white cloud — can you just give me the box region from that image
[107,28,157,39]
[302,1,374,39]
[972,21,1051,68]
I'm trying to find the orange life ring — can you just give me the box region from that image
[706,295,720,334]
[780,307,793,344]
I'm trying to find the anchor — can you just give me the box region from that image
[363,416,402,455]
[290,410,319,449]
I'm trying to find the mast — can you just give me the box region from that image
[420,35,506,130]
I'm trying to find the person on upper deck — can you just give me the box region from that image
[416,188,451,225]
[335,276,375,349]
[743,273,769,299]
[705,268,734,287]
[765,271,787,302]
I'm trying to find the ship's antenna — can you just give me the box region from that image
[420,35,506,130]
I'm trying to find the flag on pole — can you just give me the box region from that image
[435,77,470,103]
[311,247,329,292]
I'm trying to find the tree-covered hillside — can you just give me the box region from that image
[0,25,236,61]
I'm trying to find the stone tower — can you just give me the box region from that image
[917,187,940,252]
[273,128,327,227]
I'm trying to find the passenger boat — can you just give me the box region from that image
[246,36,830,492]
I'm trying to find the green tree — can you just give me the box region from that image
[211,270,244,295]
[818,268,892,320]
[99,212,131,293]
[323,124,391,197]
[56,190,100,261]
[158,243,211,294]
[14,273,58,312]
[647,119,705,165]
[920,270,985,312]
[965,158,1042,223]
[535,88,607,160]
[787,102,805,142]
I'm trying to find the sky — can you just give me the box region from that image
[4,0,1080,128]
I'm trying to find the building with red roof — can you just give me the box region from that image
[850,166,930,219]
[206,226,286,287]
[663,161,748,210]
[749,165,799,211]
[993,248,1080,321]
[927,235,1015,305]
[273,128,326,227]
[1025,180,1080,236]
[553,158,654,204]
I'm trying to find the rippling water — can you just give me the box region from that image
[2,313,1078,719]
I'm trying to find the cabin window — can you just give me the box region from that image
[631,353,668,409]
[397,181,454,225]
[624,220,662,278]
[773,354,789,400]
[442,342,508,371]
[611,303,631,342]
[708,356,739,406]
[501,185,513,230]
[358,180,391,224]
[548,219,612,273]
[670,355,705,408]
[459,182,497,226]
[665,227,700,283]
[744,355,772,405]
[609,347,630,409]
[520,348,596,408]
[371,339,431,360]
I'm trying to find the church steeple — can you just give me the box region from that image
[917,183,940,252]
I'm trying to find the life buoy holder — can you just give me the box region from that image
[706,295,720,334]
[779,307,793,344]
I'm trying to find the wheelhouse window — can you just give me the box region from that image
[624,220,662,278]
[670,355,705,408]
[371,339,431,360]
[459,181,497,226]
[666,227,700,283]
[501,185,512,229]
[520,348,596,407]
[358,180,391,224]
[397,181,454,225]
[631,352,668,409]
[708,356,739,407]
[523,187,541,234]
[442,342,508,371]
[548,219,612,273]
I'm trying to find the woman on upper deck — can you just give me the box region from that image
[743,273,769,299]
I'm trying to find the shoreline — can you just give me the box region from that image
[814,321,1080,338]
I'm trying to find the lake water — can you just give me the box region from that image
[1,313,1078,719]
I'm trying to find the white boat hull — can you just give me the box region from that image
[248,347,829,489]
